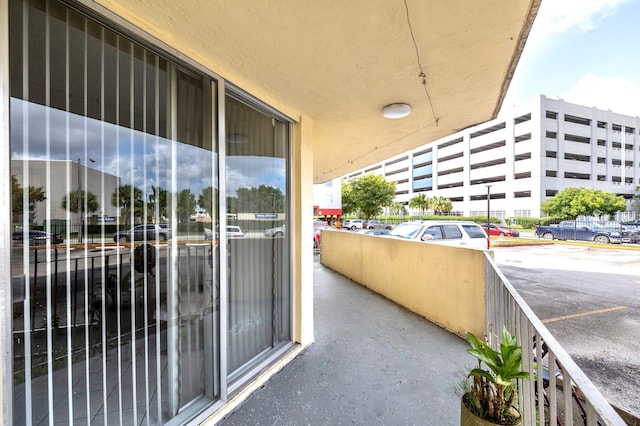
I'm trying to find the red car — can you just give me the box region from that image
[481,224,520,237]
[313,222,330,249]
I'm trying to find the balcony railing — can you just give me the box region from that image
[484,253,626,425]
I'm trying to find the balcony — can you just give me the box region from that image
[222,232,627,425]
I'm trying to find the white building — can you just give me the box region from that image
[345,95,640,220]
[313,178,343,223]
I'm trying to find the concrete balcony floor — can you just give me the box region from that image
[220,255,470,425]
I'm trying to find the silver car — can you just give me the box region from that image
[387,221,489,250]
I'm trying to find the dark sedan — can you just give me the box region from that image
[13,230,64,245]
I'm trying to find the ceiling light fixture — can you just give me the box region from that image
[382,103,411,119]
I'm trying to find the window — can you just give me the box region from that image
[546,111,558,119]
[564,114,591,126]
[546,131,557,139]
[564,172,591,180]
[514,113,531,124]
[565,134,591,144]
[546,170,557,177]
[564,153,590,162]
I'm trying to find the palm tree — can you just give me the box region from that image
[112,185,144,225]
[409,194,430,218]
[430,195,453,215]
[61,190,99,216]
[389,201,406,217]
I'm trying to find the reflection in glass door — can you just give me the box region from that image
[8,0,218,423]
[225,95,291,384]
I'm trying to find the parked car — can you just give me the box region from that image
[226,226,245,238]
[620,221,640,243]
[534,221,621,244]
[481,223,520,237]
[12,230,64,246]
[265,224,286,237]
[314,222,331,249]
[113,224,171,243]
[342,219,364,231]
[387,220,489,250]
[363,220,391,230]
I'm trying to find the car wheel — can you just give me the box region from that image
[542,232,554,240]
[313,238,318,249]
[498,232,505,237]
[119,236,128,243]
[350,225,356,231]
[594,235,610,244]
[160,234,167,241]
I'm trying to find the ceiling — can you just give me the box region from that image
[95,0,541,183]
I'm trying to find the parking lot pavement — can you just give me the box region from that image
[492,245,640,421]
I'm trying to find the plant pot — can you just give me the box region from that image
[460,398,499,426]
[460,397,522,426]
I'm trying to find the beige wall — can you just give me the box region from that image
[292,116,315,346]
[320,230,487,338]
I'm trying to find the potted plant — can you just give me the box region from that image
[460,326,529,425]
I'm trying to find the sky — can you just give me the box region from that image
[501,0,640,117]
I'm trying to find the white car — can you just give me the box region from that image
[226,226,245,238]
[204,226,245,239]
[264,224,286,237]
[387,221,489,250]
[342,219,364,231]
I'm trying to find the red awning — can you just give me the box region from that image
[316,208,342,216]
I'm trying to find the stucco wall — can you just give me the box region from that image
[320,229,486,338]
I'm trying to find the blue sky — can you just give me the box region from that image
[502,0,640,117]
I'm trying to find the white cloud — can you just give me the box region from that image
[561,74,640,117]
[533,0,627,37]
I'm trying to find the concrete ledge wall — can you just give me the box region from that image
[320,230,486,338]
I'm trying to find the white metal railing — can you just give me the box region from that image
[484,253,627,426]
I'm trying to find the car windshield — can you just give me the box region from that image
[389,223,423,239]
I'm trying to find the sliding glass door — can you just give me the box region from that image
[224,95,291,384]
[9,0,218,423]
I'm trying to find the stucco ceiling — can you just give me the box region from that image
[95,0,540,183]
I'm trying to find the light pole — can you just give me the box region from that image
[77,158,95,244]
[486,184,492,237]
[77,158,83,244]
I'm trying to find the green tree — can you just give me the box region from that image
[389,201,406,216]
[341,180,357,216]
[342,174,396,220]
[12,175,47,224]
[112,185,144,225]
[230,185,285,213]
[430,195,453,215]
[541,187,627,219]
[198,186,215,217]
[409,193,430,217]
[176,189,196,222]
[61,190,99,215]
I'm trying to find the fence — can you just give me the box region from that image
[484,252,626,425]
